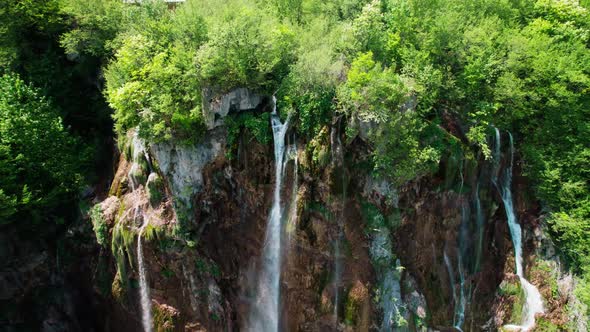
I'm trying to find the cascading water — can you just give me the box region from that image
[455,252,466,331]
[446,160,468,332]
[495,131,544,331]
[371,230,406,331]
[284,142,298,243]
[443,250,459,322]
[331,126,345,324]
[126,131,153,332]
[137,220,152,332]
[248,97,289,332]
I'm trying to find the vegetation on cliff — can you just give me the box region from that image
[64,1,590,306]
[0,0,589,326]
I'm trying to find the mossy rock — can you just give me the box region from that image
[89,204,108,247]
[147,173,164,207]
[112,272,127,303]
[534,317,561,332]
[498,278,524,325]
[153,303,180,332]
[344,282,369,327]
[130,163,148,189]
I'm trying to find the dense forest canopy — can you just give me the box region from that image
[1,0,589,317]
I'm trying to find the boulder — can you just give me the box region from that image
[202,88,264,129]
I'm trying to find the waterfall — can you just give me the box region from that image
[331,125,345,324]
[495,131,544,331]
[444,248,465,331]
[249,97,289,332]
[444,250,458,307]
[492,128,502,182]
[370,230,406,331]
[446,160,467,332]
[284,143,298,243]
[455,251,466,332]
[137,220,152,332]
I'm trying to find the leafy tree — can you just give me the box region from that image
[0,74,82,225]
[337,52,407,123]
[105,34,205,143]
[196,2,296,92]
[337,52,440,183]
[59,0,126,58]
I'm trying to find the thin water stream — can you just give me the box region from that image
[138,220,152,332]
[331,126,345,325]
[495,130,544,331]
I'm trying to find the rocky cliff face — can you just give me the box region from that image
[5,88,583,331]
[91,89,586,331]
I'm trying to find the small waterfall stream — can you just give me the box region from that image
[137,220,152,332]
[249,97,290,332]
[331,125,345,325]
[443,251,458,313]
[495,131,544,331]
[445,159,468,332]
[127,131,153,332]
[371,230,405,331]
[284,142,299,244]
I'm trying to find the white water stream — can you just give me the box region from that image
[495,130,544,331]
[138,220,152,332]
[331,128,345,324]
[248,97,290,332]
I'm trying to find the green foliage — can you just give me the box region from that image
[338,52,441,183]
[102,0,298,143]
[306,127,331,170]
[89,204,108,247]
[278,17,348,137]
[105,35,205,143]
[361,200,386,231]
[344,288,362,326]
[225,112,272,156]
[0,74,82,224]
[197,2,296,91]
[336,1,590,310]
[59,0,125,58]
[1,0,115,190]
[361,200,401,233]
[147,173,164,207]
[535,317,560,332]
[153,303,177,332]
[1,0,589,319]
[0,0,64,71]
[111,207,135,283]
[371,114,442,184]
[338,52,407,123]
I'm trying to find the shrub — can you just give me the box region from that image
[0,74,82,225]
[89,204,108,247]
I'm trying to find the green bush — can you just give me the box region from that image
[225,112,272,156]
[89,204,108,247]
[105,35,206,143]
[337,52,441,184]
[0,74,82,225]
[196,2,296,91]
[147,173,164,206]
